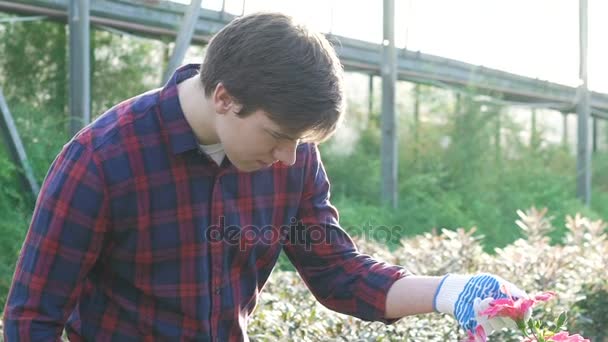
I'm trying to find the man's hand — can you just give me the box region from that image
[433,273,530,335]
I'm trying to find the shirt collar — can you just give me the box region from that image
[158,64,201,155]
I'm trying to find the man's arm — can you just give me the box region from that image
[283,144,410,323]
[385,275,442,318]
[3,140,109,341]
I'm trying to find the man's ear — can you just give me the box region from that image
[213,83,242,114]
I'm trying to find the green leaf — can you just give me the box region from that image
[527,318,536,331]
[555,312,567,330]
[517,319,528,333]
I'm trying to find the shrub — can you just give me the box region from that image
[247,208,606,341]
[571,281,608,341]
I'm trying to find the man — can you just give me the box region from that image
[3,12,527,341]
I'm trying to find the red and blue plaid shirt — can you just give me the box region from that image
[3,64,409,341]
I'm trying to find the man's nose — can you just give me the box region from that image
[273,141,298,166]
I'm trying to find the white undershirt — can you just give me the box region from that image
[199,143,225,166]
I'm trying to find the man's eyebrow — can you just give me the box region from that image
[266,128,299,141]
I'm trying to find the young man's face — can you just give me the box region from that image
[215,108,300,172]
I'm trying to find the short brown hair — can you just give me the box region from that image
[199,12,344,143]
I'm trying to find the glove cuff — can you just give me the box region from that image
[433,274,472,315]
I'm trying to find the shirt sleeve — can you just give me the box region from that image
[3,140,109,341]
[283,144,411,324]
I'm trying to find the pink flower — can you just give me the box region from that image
[534,292,556,302]
[479,289,556,321]
[466,325,487,342]
[479,297,534,321]
[547,332,590,342]
[473,286,588,342]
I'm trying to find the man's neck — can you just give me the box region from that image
[177,74,220,145]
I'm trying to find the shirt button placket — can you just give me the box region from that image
[209,174,224,340]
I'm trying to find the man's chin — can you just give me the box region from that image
[232,161,264,173]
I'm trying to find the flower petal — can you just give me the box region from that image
[534,291,556,302]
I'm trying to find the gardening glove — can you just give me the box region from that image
[433,273,531,335]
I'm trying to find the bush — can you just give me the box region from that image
[571,281,608,341]
[320,109,607,251]
[247,208,606,341]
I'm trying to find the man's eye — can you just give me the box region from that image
[270,131,285,140]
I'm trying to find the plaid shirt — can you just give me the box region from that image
[3,64,409,341]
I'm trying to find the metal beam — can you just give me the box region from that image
[0,0,227,43]
[0,88,40,197]
[332,37,608,116]
[0,14,47,23]
[162,0,202,84]
[576,0,591,205]
[381,0,397,208]
[69,0,90,135]
[3,0,608,117]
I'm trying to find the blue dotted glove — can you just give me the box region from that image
[433,273,530,335]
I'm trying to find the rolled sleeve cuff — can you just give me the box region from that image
[363,266,412,325]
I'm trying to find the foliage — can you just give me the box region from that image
[0,17,161,123]
[571,281,608,340]
[321,88,606,251]
[89,29,162,116]
[0,147,30,312]
[248,208,606,341]
[0,17,69,112]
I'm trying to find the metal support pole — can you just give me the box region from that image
[0,88,40,197]
[368,74,374,118]
[413,84,420,160]
[598,120,608,149]
[576,0,591,205]
[495,109,501,164]
[69,0,91,136]
[162,0,203,83]
[381,0,397,208]
[531,108,537,149]
[562,111,569,146]
[592,116,597,153]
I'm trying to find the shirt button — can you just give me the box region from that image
[215,289,221,295]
